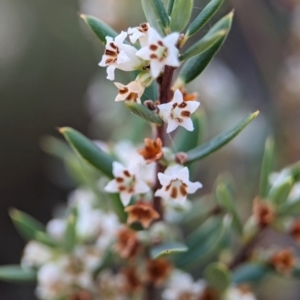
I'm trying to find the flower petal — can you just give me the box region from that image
[115,31,127,45]
[104,180,119,193]
[166,119,179,133]
[120,192,132,206]
[177,167,190,182]
[106,65,116,80]
[112,161,126,177]
[136,47,151,61]
[163,33,180,47]
[187,181,202,194]
[181,118,194,131]
[150,60,164,79]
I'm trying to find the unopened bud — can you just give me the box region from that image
[175,152,188,164]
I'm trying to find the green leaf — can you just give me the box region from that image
[59,127,114,178]
[141,0,168,35]
[0,266,36,283]
[233,263,270,284]
[215,183,243,235]
[109,194,127,223]
[150,243,188,259]
[205,262,231,291]
[260,138,275,197]
[186,0,225,38]
[180,30,226,62]
[167,0,176,15]
[268,177,293,206]
[63,207,78,252]
[10,209,45,241]
[175,11,233,85]
[278,198,300,216]
[125,101,164,125]
[80,14,118,44]
[186,111,259,164]
[170,0,193,32]
[152,0,170,28]
[175,216,231,269]
[175,110,205,152]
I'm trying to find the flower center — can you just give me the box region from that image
[170,101,191,123]
[165,179,188,199]
[105,42,120,64]
[138,23,149,33]
[149,41,168,61]
[116,170,136,193]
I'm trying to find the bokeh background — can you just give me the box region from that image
[1,0,300,298]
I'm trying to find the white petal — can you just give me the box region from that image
[163,32,180,47]
[106,65,116,80]
[157,102,172,121]
[148,27,162,44]
[136,47,151,60]
[115,31,127,45]
[120,192,132,206]
[99,55,107,67]
[181,118,194,131]
[165,51,180,67]
[150,60,164,79]
[154,187,168,199]
[117,50,130,64]
[187,181,202,194]
[177,167,189,182]
[166,119,179,133]
[164,165,182,176]
[186,101,200,113]
[157,173,173,186]
[135,179,150,194]
[114,82,125,89]
[173,89,183,103]
[104,180,119,193]
[112,161,126,177]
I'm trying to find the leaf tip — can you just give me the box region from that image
[252,110,260,118]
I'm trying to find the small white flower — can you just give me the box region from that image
[128,23,150,47]
[21,241,53,268]
[104,161,150,206]
[225,286,257,300]
[136,28,180,78]
[158,89,200,133]
[114,80,145,103]
[155,165,202,204]
[46,219,66,242]
[162,270,206,300]
[99,31,142,80]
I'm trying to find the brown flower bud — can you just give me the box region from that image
[200,287,218,300]
[290,219,300,243]
[146,258,172,286]
[138,138,163,163]
[125,201,160,228]
[122,267,142,293]
[252,197,275,227]
[144,100,157,111]
[115,227,140,259]
[175,152,188,164]
[179,87,198,102]
[69,291,93,300]
[270,248,296,274]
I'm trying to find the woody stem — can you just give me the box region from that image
[153,66,175,219]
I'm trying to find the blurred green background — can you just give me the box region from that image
[1,0,300,298]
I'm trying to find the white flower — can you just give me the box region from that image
[158,89,200,133]
[162,270,206,300]
[224,287,257,300]
[104,161,150,206]
[114,80,145,103]
[128,23,150,47]
[155,165,202,204]
[21,241,53,268]
[99,31,142,80]
[136,28,180,78]
[46,219,66,242]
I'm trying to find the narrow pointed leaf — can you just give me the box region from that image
[215,183,243,235]
[175,110,205,152]
[10,209,45,241]
[260,138,275,197]
[141,0,166,35]
[152,0,170,28]
[186,0,225,38]
[186,111,259,164]
[233,263,270,284]
[59,127,114,178]
[63,207,78,252]
[170,0,193,32]
[205,262,231,291]
[109,194,127,223]
[278,198,300,216]
[175,11,233,85]
[80,14,118,44]
[150,243,188,259]
[180,30,226,62]
[167,0,176,15]
[125,101,164,125]
[0,266,36,283]
[268,177,294,206]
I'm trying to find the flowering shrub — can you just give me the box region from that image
[1,0,300,299]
